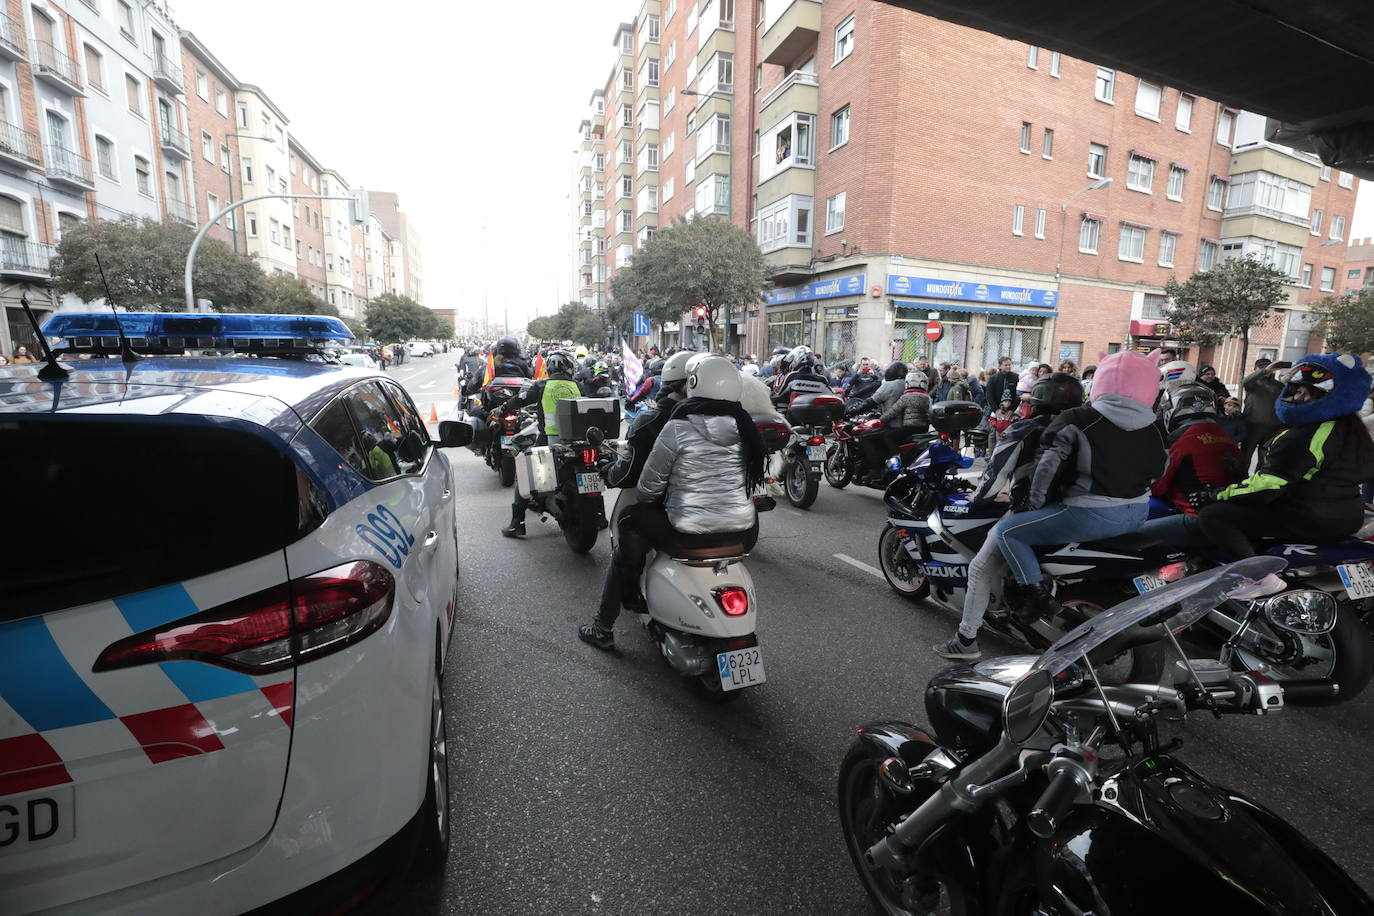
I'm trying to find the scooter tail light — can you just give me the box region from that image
[581,447,599,465]
[712,586,750,616]
[93,561,395,675]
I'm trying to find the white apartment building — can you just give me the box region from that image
[235,84,294,277]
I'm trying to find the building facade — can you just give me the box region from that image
[572,0,1360,386]
[288,136,326,299]
[233,84,293,278]
[181,30,244,252]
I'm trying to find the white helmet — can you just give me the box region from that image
[741,362,760,376]
[661,350,694,383]
[1159,360,1197,395]
[686,354,743,402]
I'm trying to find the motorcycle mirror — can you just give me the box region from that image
[1259,589,1337,635]
[1003,669,1055,745]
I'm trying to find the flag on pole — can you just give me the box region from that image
[621,335,643,392]
[532,352,547,380]
[483,350,495,385]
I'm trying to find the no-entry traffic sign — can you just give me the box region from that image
[924,320,943,342]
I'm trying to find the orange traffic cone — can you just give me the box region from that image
[453,384,460,397]
[429,403,439,422]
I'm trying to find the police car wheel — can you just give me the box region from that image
[416,673,451,868]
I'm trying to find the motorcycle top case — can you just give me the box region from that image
[930,400,983,434]
[516,445,559,498]
[786,393,845,426]
[556,397,622,443]
[752,414,792,452]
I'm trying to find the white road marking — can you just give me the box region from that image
[834,552,885,580]
[417,380,437,389]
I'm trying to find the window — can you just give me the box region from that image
[1126,154,1155,192]
[0,195,22,235]
[1206,176,1225,209]
[201,130,213,161]
[619,27,634,55]
[1330,214,1346,241]
[640,57,659,89]
[1012,204,1024,236]
[663,177,674,202]
[289,155,297,176]
[220,145,230,172]
[1350,268,1363,280]
[1042,128,1054,159]
[83,45,104,93]
[1320,267,1336,292]
[1078,215,1101,254]
[344,384,412,481]
[594,152,605,170]
[125,74,142,114]
[663,133,675,160]
[1198,238,1220,270]
[756,194,813,251]
[834,14,855,64]
[1034,208,1046,239]
[694,113,730,163]
[237,102,248,128]
[266,165,275,189]
[215,86,227,116]
[664,87,675,114]
[693,174,728,215]
[637,183,658,215]
[1311,208,1323,235]
[825,192,845,233]
[1216,109,1234,145]
[1338,171,1354,189]
[1019,121,1031,153]
[696,51,733,96]
[283,226,292,249]
[1320,165,1331,182]
[1135,81,1162,119]
[620,68,633,92]
[1049,51,1061,77]
[242,157,254,183]
[831,105,850,149]
[620,103,633,128]
[269,218,280,244]
[640,13,659,44]
[619,139,632,163]
[1095,66,1115,102]
[638,143,659,173]
[95,136,114,179]
[1176,94,1193,131]
[117,0,135,39]
[619,209,633,233]
[1118,225,1146,261]
[1166,165,1185,200]
[1158,232,1178,267]
[1087,142,1107,178]
[1027,45,1038,69]
[1300,263,1313,287]
[134,156,151,195]
[759,112,815,181]
[326,252,334,271]
[638,99,659,132]
[1141,293,1169,320]
[665,0,676,23]
[685,155,695,185]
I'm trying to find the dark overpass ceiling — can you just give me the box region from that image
[877,0,1374,175]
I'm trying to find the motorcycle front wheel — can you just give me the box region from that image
[785,456,819,509]
[825,444,852,489]
[562,492,602,554]
[878,525,930,602]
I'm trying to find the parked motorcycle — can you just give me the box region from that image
[825,411,936,492]
[840,557,1374,916]
[765,393,845,509]
[877,400,1374,704]
[508,399,619,554]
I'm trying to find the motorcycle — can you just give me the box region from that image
[766,393,845,509]
[825,410,937,492]
[464,376,531,487]
[877,400,1374,704]
[508,400,619,554]
[839,556,1374,916]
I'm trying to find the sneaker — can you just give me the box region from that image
[932,634,981,660]
[577,623,615,650]
[1229,572,1287,601]
[500,522,526,539]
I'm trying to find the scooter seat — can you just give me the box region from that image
[673,544,747,560]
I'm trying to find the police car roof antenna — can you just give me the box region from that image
[94,252,140,364]
[18,293,68,382]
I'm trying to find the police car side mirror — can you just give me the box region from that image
[437,418,474,448]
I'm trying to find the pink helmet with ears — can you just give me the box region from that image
[1090,349,1161,408]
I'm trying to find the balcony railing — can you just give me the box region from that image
[33,40,82,93]
[0,13,26,60]
[0,239,54,276]
[165,198,195,226]
[153,52,184,93]
[1222,202,1312,229]
[759,69,819,111]
[45,144,94,188]
[0,119,40,166]
[159,123,191,159]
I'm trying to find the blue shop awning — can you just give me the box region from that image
[892,298,1059,318]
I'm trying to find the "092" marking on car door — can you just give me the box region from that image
[357,504,416,569]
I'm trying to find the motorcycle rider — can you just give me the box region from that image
[934,372,1084,659]
[866,370,932,485]
[492,336,532,380]
[1190,354,1374,597]
[579,355,766,649]
[500,350,584,539]
[770,345,832,407]
[606,352,692,491]
[1147,385,1243,517]
[627,358,665,408]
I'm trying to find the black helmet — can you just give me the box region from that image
[883,361,909,382]
[1165,383,1217,431]
[494,336,521,358]
[771,346,791,356]
[1028,372,1084,415]
[647,358,666,375]
[545,350,575,376]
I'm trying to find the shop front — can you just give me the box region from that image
[887,274,1058,372]
[763,272,866,361]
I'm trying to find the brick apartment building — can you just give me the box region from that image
[1343,238,1374,296]
[572,0,1358,386]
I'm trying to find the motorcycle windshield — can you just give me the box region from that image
[1032,556,1286,676]
[912,441,973,471]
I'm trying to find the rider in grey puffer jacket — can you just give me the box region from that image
[639,413,756,533]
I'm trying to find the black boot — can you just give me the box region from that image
[1008,580,1060,625]
[500,507,526,538]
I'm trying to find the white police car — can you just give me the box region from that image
[0,313,471,913]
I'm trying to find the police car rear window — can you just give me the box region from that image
[2,420,309,621]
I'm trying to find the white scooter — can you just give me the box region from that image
[609,479,765,702]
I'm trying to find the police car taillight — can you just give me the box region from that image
[93,561,395,675]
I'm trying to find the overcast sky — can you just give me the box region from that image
[174,0,1374,332]
[174,0,630,332]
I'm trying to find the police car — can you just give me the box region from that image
[0,313,471,913]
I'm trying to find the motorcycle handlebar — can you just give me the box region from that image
[1026,766,1082,839]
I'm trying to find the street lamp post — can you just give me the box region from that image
[221,134,275,256]
[1056,177,1113,281]
[681,87,735,353]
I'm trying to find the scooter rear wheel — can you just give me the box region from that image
[693,671,746,703]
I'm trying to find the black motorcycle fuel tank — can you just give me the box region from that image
[1037,754,1374,915]
[924,657,1036,756]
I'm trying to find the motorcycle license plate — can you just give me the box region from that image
[501,435,513,448]
[576,472,604,494]
[1337,562,1374,600]
[0,785,74,856]
[1133,573,1167,594]
[717,647,766,692]
[806,445,826,461]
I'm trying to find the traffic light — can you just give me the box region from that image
[693,306,707,327]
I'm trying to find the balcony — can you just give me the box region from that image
[760,69,819,118]
[761,0,822,65]
[166,198,195,227]
[0,13,26,61]
[45,145,95,190]
[0,239,54,277]
[153,52,184,94]
[764,251,814,285]
[0,120,40,169]
[33,41,83,95]
[159,123,191,160]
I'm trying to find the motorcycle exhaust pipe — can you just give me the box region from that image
[1277,680,1340,703]
[658,629,712,676]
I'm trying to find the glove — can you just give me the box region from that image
[1186,488,1217,511]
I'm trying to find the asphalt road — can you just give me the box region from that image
[389,354,1374,914]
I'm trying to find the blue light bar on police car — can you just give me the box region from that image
[42,312,354,354]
